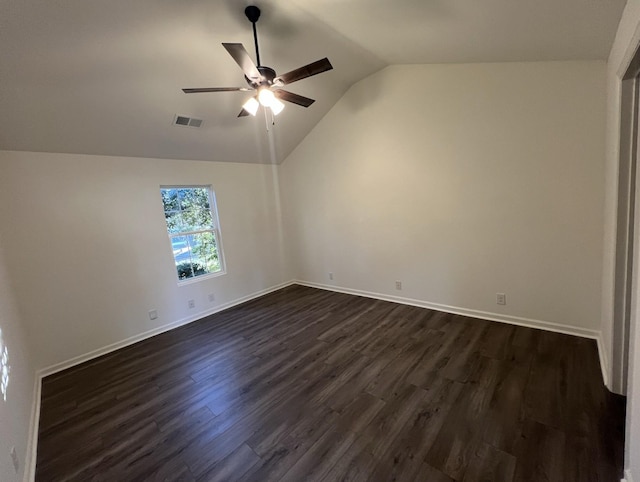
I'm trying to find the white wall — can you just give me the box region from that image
[0,231,36,482]
[604,0,640,479]
[280,61,606,335]
[0,151,290,371]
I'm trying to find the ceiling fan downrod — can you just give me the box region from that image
[245,6,261,67]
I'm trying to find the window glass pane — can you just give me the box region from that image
[161,189,179,212]
[198,189,211,210]
[165,211,185,234]
[190,231,220,273]
[171,236,190,264]
[178,188,209,212]
[181,207,213,232]
[196,208,213,228]
[176,262,194,280]
[177,189,189,210]
[172,235,196,280]
[202,231,220,272]
[185,235,204,273]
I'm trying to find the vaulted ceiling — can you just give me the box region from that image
[0,0,626,164]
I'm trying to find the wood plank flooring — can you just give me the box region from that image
[36,285,626,481]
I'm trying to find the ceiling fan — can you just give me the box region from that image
[182,5,333,118]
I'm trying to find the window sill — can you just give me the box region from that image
[177,269,226,286]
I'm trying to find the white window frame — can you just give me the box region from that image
[160,185,226,285]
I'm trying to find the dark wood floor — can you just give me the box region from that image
[36,285,625,481]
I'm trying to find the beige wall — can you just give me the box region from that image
[0,232,36,482]
[280,61,606,334]
[0,151,290,371]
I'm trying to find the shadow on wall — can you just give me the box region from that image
[343,69,386,113]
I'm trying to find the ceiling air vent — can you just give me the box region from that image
[173,115,203,128]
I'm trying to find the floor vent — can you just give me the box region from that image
[173,115,203,128]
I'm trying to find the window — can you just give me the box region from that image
[160,186,224,282]
[0,328,9,402]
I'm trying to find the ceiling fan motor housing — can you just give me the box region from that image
[246,66,276,88]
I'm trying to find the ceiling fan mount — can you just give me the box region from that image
[182,4,333,118]
[244,5,261,24]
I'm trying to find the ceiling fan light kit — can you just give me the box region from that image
[182,5,333,119]
[258,87,275,106]
[270,98,285,115]
[242,97,260,116]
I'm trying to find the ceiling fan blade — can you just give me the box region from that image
[274,89,315,108]
[182,87,251,93]
[238,108,250,117]
[274,58,333,85]
[222,43,262,82]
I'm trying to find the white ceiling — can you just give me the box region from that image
[0,0,626,164]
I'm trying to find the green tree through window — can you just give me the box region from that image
[160,186,224,281]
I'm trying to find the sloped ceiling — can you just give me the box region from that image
[0,0,626,164]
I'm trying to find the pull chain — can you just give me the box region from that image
[262,108,276,131]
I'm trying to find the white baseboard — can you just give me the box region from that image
[295,280,609,385]
[295,280,601,338]
[596,334,610,389]
[38,280,295,378]
[24,372,42,482]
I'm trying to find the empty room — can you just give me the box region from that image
[2,0,640,481]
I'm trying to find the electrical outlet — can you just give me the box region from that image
[496,293,506,305]
[329,272,334,280]
[208,293,215,302]
[395,280,402,290]
[10,446,19,474]
[188,299,196,309]
[148,310,158,321]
